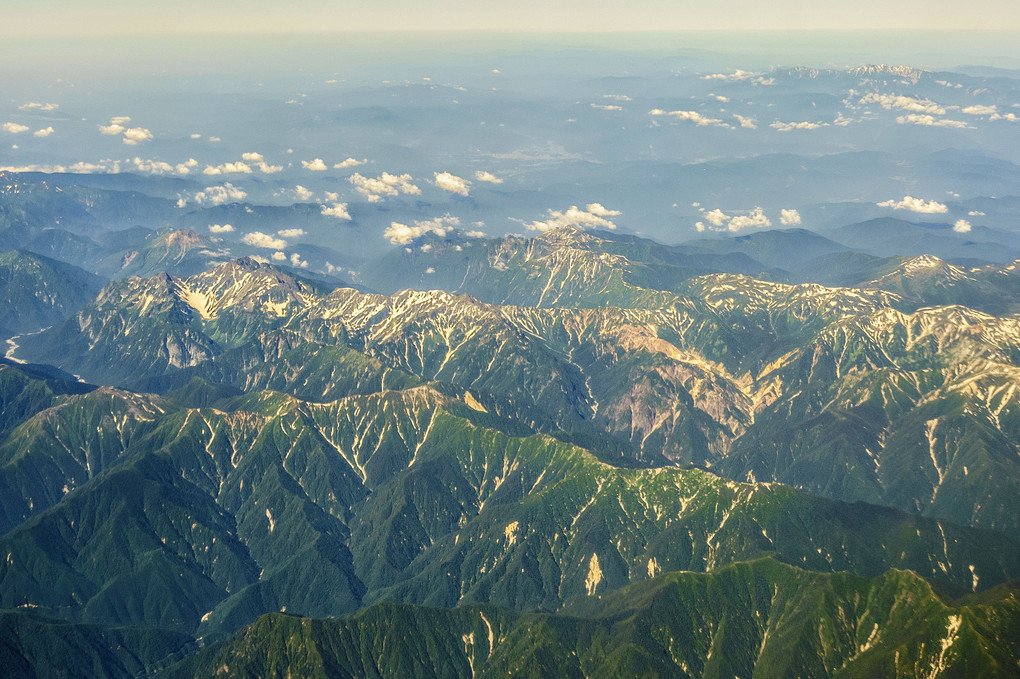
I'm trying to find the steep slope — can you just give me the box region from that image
[0,250,105,338]
[165,560,1020,679]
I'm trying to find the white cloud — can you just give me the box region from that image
[19,102,58,112]
[990,112,1019,122]
[290,253,308,268]
[240,152,283,173]
[203,161,252,175]
[896,114,968,128]
[384,214,459,244]
[710,94,729,102]
[320,202,352,219]
[249,255,270,264]
[953,219,972,233]
[350,172,420,202]
[209,224,234,233]
[701,70,756,81]
[434,171,471,196]
[323,191,339,202]
[302,158,328,171]
[272,251,287,261]
[591,103,623,111]
[33,126,54,137]
[208,136,221,142]
[781,208,802,225]
[696,207,772,232]
[278,228,305,238]
[132,157,175,174]
[733,114,757,129]
[961,104,997,116]
[110,116,131,125]
[859,93,945,115]
[465,230,486,238]
[420,244,433,253]
[523,203,620,232]
[175,159,199,174]
[193,183,247,206]
[425,267,436,274]
[122,127,153,145]
[333,157,366,169]
[293,185,314,201]
[770,120,825,131]
[968,210,985,216]
[603,94,631,101]
[99,123,125,135]
[242,231,287,249]
[2,122,30,134]
[726,207,771,231]
[474,170,503,184]
[650,109,726,127]
[877,196,949,214]
[703,209,728,227]
[190,133,202,139]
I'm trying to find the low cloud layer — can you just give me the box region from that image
[321,203,352,219]
[523,203,621,232]
[350,172,421,202]
[877,196,948,213]
[695,207,772,233]
[242,231,287,249]
[384,214,459,244]
[434,171,471,196]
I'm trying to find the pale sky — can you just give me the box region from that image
[4,0,1020,37]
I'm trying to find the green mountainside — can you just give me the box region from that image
[166,559,1020,679]
[1,225,1019,676]
[0,250,105,338]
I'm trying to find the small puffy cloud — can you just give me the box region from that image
[240,152,283,173]
[896,114,968,128]
[33,126,54,137]
[859,93,945,115]
[953,219,972,233]
[701,70,756,81]
[290,253,308,268]
[961,104,997,116]
[780,209,802,225]
[703,209,729,227]
[650,109,726,127]
[321,202,352,219]
[333,157,366,169]
[272,251,287,261]
[434,171,471,196]
[591,103,623,111]
[2,122,30,134]
[190,133,202,139]
[465,230,486,238]
[877,196,948,214]
[193,183,247,206]
[19,102,58,112]
[968,210,985,216]
[175,158,199,175]
[733,114,757,129]
[523,203,620,232]
[277,228,305,238]
[110,116,131,125]
[121,127,153,145]
[991,112,1019,122]
[420,243,433,253]
[696,207,771,232]
[350,172,420,202]
[727,207,771,231]
[293,185,314,201]
[203,161,252,175]
[99,116,130,135]
[132,157,175,174]
[209,224,234,233]
[301,158,328,171]
[710,94,729,102]
[242,231,287,249]
[770,120,825,131]
[474,170,503,184]
[324,191,339,202]
[384,214,459,244]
